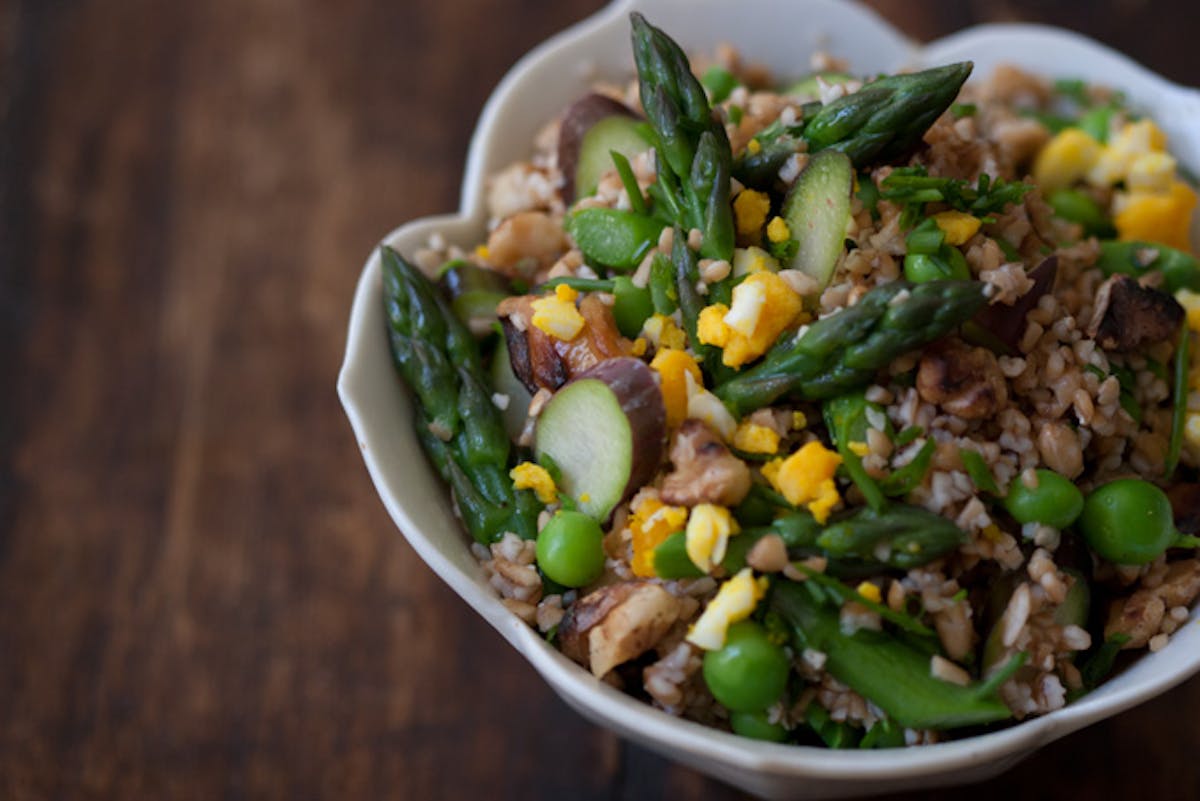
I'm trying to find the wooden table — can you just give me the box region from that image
[2,1,1196,798]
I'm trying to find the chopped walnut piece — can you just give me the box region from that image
[659,419,752,507]
[558,582,683,677]
[1105,559,1200,649]
[916,339,1008,420]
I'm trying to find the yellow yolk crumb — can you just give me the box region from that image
[761,440,843,523]
[731,245,781,276]
[932,211,981,246]
[642,313,688,351]
[856,581,882,604]
[509,462,557,504]
[629,496,690,579]
[650,348,703,428]
[686,568,769,650]
[733,190,771,240]
[696,272,805,367]
[766,216,791,244]
[1033,128,1103,192]
[1177,289,1200,333]
[733,421,780,454]
[1114,180,1197,252]
[530,284,585,341]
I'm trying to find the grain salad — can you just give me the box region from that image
[383,13,1200,747]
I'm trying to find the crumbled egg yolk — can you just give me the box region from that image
[1115,180,1197,252]
[847,441,870,457]
[509,462,557,504]
[650,348,703,428]
[697,272,806,367]
[686,568,768,650]
[642,313,688,351]
[1035,119,1195,252]
[685,503,738,574]
[932,210,981,246]
[1177,289,1200,333]
[629,495,689,578]
[684,370,737,440]
[630,337,648,357]
[792,411,808,430]
[855,581,882,604]
[732,421,780,454]
[1033,128,1104,193]
[733,189,771,240]
[761,440,843,523]
[722,274,770,337]
[1124,151,1177,194]
[766,216,791,244]
[530,284,585,341]
[746,138,762,156]
[1089,119,1169,186]
[474,244,491,261]
[731,245,781,277]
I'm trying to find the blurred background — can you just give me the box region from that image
[1,0,1196,799]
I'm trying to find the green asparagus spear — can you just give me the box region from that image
[715,280,987,416]
[724,502,964,575]
[382,246,540,543]
[773,580,1021,730]
[649,251,679,315]
[631,13,735,262]
[816,505,967,570]
[734,64,972,186]
[824,391,890,512]
[804,62,973,165]
[671,224,729,383]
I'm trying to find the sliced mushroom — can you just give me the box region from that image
[917,338,1008,420]
[659,419,752,507]
[498,293,627,394]
[558,582,683,677]
[972,255,1057,352]
[1086,274,1184,352]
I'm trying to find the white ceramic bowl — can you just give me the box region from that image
[338,1,1200,797]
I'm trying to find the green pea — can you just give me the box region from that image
[903,249,969,283]
[729,709,788,742]
[702,621,790,713]
[536,510,606,588]
[1004,469,1084,529]
[1079,479,1177,565]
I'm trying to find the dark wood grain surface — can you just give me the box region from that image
[1,1,1197,799]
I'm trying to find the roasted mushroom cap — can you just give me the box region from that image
[1086,274,1184,353]
[498,293,627,394]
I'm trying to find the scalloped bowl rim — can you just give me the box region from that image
[339,0,1200,791]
